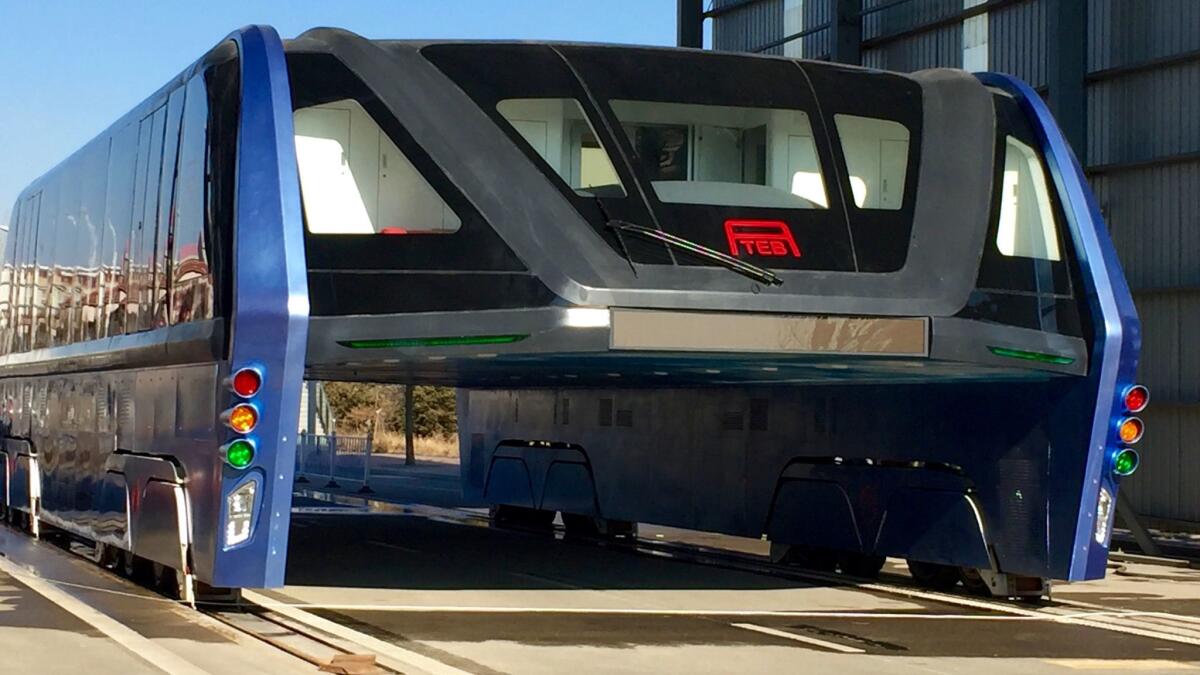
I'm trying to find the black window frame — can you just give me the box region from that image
[287,52,527,275]
[955,92,1085,339]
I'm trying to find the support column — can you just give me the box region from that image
[1047,0,1088,160]
[831,0,862,65]
[677,0,705,48]
[404,385,415,466]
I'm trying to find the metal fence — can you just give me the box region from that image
[294,432,377,492]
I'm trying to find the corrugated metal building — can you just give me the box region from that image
[698,0,1200,529]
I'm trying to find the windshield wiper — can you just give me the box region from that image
[605,220,784,287]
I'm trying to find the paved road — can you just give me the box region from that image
[0,566,160,674]
[7,453,1200,674]
[277,500,1200,674]
[0,525,312,674]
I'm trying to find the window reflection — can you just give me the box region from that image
[0,72,215,358]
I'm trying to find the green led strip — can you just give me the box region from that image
[338,334,528,349]
[988,345,1075,365]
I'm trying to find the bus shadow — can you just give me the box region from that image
[283,510,851,593]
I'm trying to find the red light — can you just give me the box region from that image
[725,220,802,258]
[379,227,408,235]
[1124,385,1149,413]
[231,368,262,398]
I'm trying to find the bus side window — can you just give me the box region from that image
[135,105,168,333]
[171,75,214,325]
[294,99,461,236]
[126,113,156,335]
[996,136,1061,261]
[51,161,80,347]
[0,198,21,355]
[15,193,41,352]
[103,122,140,338]
[33,183,58,350]
[78,142,109,342]
[150,88,186,328]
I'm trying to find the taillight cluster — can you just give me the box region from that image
[220,367,262,470]
[1111,384,1148,477]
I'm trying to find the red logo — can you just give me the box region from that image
[724,220,802,258]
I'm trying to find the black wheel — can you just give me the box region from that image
[121,550,136,578]
[561,512,602,538]
[959,567,992,596]
[562,514,638,540]
[489,505,555,531]
[839,553,886,578]
[195,582,240,608]
[122,551,153,584]
[601,519,638,539]
[153,563,182,600]
[907,560,961,591]
[96,543,119,570]
[776,544,839,572]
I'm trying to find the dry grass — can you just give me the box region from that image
[372,431,459,460]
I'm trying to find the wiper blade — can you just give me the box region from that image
[605,220,783,287]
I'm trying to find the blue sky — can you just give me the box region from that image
[0,1,696,229]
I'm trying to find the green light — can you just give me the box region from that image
[338,334,528,349]
[1113,448,1139,477]
[988,346,1075,365]
[224,440,255,469]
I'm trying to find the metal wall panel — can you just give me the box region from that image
[861,0,962,71]
[712,0,786,54]
[861,0,961,41]
[1081,1,1200,527]
[989,0,1046,87]
[1123,404,1200,524]
[862,26,961,71]
[1130,292,1180,403]
[711,0,1200,529]
[1087,61,1200,167]
[1089,0,1200,72]
[800,0,833,59]
[1091,162,1200,291]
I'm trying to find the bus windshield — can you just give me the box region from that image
[423,43,920,273]
[497,98,829,211]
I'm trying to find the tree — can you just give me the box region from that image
[322,382,456,437]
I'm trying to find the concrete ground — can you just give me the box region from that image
[284,461,1200,674]
[5,454,1200,674]
[0,567,160,674]
[0,525,313,674]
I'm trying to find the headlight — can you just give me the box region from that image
[1094,486,1113,545]
[225,479,258,548]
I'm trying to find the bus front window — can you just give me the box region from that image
[608,100,828,209]
[496,98,625,198]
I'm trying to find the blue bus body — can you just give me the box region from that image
[0,26,1141,592]
[0,26,307,590]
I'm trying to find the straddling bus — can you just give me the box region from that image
[0,25,1143,600]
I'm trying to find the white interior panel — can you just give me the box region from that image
[294,99,460,235]
[997,136,1061,261]
[497,98,623,195]
[834,114,911,210]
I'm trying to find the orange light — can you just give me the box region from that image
[1118,417,1144,444]
[225,404,259,434]
[1123,385,1149,413]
